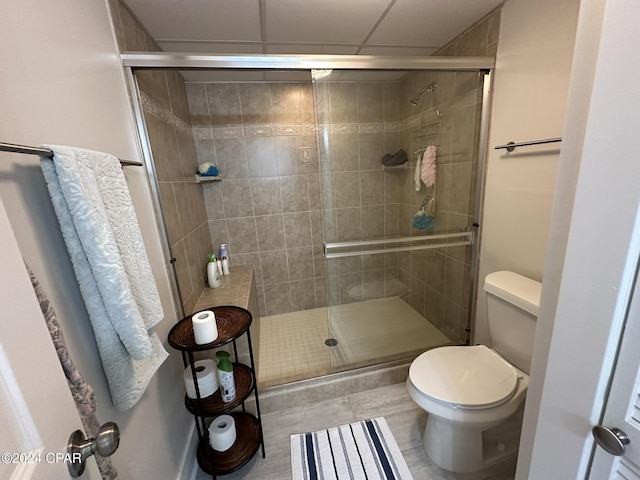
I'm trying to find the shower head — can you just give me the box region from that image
[410,82,437,107]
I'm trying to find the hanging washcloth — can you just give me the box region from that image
[414,152,422,191]
[421,145,437,188]
[40,145,168,411]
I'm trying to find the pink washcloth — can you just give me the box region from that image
[421,145,437,188]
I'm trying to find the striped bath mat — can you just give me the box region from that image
[291,417,414,480]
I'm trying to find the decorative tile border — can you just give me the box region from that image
[193,114,434,141]
[144,88,455,144]
[245,125,317,137]
[142,83,450,144]
[140,91,193,137]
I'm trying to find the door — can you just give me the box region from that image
[589,258,640,478]
[312,67,485,373]
[0,195,101,479]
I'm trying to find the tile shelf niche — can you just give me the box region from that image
[168,305,265,478]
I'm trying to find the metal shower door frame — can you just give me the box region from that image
[121,53,494,341]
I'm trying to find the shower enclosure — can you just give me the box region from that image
[122,55,493,389]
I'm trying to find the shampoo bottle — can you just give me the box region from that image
[215,259,223,278]
[221,257,230,275]
[216,351,236,402]
[219,243,230,275]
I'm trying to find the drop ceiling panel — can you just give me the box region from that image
[126,0,262,42]
[123,0,502,83]
[264,0,392,44]
[368,0,503,46]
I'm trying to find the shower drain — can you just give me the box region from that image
[324,338,338,347]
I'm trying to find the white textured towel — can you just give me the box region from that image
[41,145,168,411]
[421,145,437,188]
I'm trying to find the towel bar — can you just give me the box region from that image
[323,231,474,259]
[495,137,562,152]
[0,141,143,166]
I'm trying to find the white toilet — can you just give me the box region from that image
[407,271,541,473]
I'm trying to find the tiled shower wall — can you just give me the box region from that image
[109,0,211,315]
[188,78,476,318]
[187,73,478,329]
[185,80,404,317]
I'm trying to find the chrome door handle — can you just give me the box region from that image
[592,425,630,456]
[67,422,120,477]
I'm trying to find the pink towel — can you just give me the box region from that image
[421,145,437,188]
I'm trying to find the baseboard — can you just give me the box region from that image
[177,422,199,480]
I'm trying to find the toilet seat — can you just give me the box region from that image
[409,345,519,409]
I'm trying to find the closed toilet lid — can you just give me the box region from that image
[409,345,519,408]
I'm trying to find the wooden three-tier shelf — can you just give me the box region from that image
[168,305,265,479]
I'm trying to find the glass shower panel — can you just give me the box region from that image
[313,68,484,374]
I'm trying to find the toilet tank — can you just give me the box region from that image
[483,271,541,374]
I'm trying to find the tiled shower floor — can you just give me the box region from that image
[258,296,451,388]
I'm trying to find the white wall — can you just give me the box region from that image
[475,0,580,346]
[0,0,193,478]
[520,0,640,476]
[515,0,606,475]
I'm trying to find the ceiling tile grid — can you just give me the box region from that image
[125,0,504,57]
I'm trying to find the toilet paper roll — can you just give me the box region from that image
[192,310,218,344]
[209,415,236,452]
[183,359,218,399]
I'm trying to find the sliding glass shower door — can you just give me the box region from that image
[122,51,493,387]
[313,68,486,374]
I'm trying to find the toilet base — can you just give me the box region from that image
[421,408,523,474]
[423,415,488,473]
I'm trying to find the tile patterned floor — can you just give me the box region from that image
[258,297,451,388]
[258,306,332,387]
[195,382,517,479]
